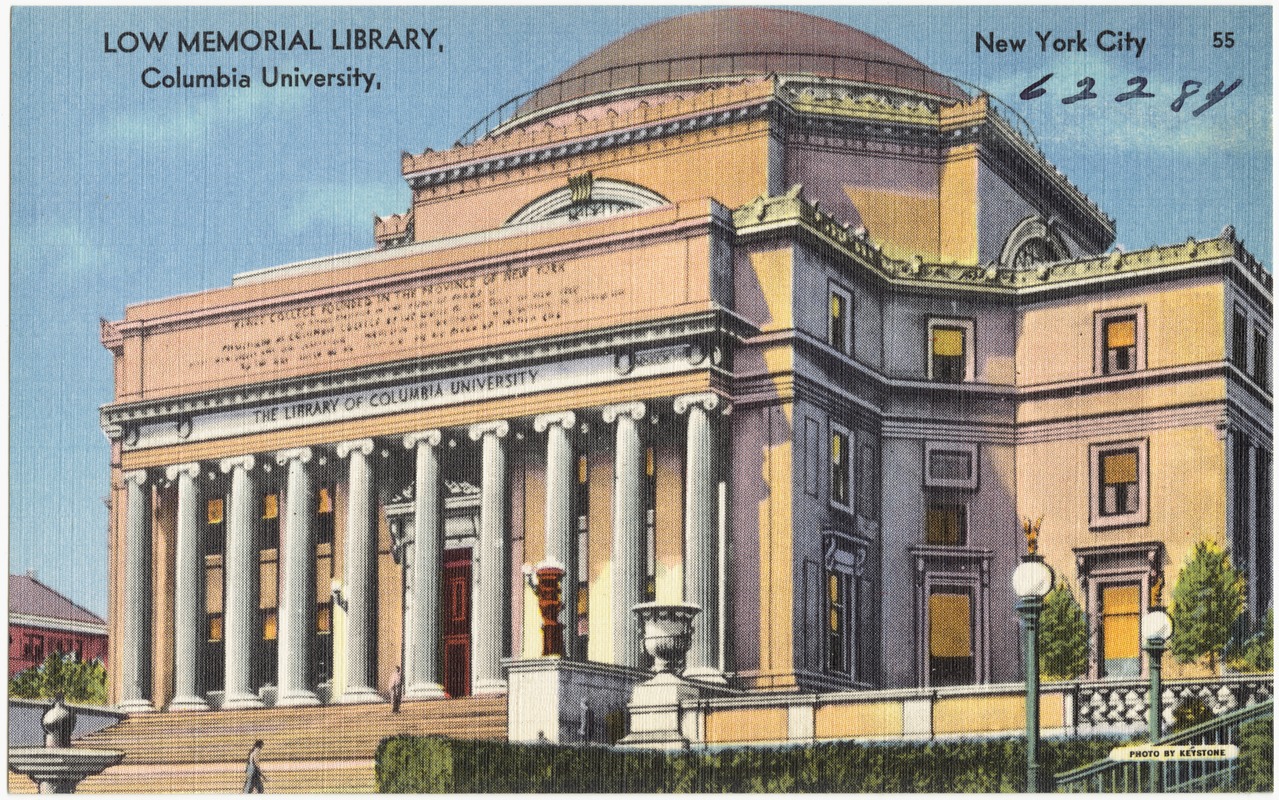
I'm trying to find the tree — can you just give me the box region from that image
[1039,583,1088,681]
[1170,540,1245,672]
[8,652,108,705]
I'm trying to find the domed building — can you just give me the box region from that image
[94,7,1269,778]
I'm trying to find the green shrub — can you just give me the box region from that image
[375,734,1119,793]
[1236,718,1274,792]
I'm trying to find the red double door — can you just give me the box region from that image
[441,549,471,698]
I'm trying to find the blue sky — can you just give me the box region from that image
[10,6,1271,615]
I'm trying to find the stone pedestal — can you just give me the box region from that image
[617,673,701,748]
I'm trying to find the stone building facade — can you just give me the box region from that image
[100,9,1271,715]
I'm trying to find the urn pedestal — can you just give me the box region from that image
[618,602,702,749]
[8,697,124,793]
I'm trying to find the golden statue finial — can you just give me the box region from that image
[1151,571,1164,607]
[1022,516,1042,556]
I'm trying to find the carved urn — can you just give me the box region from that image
[632,602,701,675]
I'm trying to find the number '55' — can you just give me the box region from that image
[1213,32,1235,48]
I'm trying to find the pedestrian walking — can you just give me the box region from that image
[243,739,265,794]
[390,665,403,714]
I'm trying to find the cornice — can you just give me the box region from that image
[100,311,751,436]
[732,191,1271,298]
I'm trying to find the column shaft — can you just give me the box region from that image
[120,471,155,713]
[221,456,264,709]
[536,413,576,658]
[338,439,381,703]
[470,421,510,695]
[676,393,726,682]
[168,463,208,711]
[605,404,646,667]
[405,431,446,700]
[277,448,320,706]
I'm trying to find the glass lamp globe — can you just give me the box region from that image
[1142,608,1174,644]
[1012,559,1055,599]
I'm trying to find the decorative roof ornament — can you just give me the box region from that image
[1022,516,1043,556]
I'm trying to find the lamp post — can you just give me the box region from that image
[1142,573,1173,793]
[1012,517,1054,793]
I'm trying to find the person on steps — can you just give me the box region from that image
[390,665,403,714]
[243,739,265,793]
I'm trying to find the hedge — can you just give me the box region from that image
[375,735,1124,793]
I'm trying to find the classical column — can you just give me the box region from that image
[404,430,447,700]
[469,421,510,695]
[275,448,320,707]
[167,462,209,711]
[220,455,264,710]
[534,412,577,658]
[675,392,728,683]
[337,439,381,704]
[603,402,646,668]
[119,470,155,713]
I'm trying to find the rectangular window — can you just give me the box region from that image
[1090,440,1149,528]
[830,426,851,509]
[1253,329,1268,387]
[1100,449,1139,515]
[924,442,979,490]
[315,486,335,545]
[856,439,878,520]
[205,497,226,556]
[1103,316,1137,373]
[261,492,280,549]
[828,286,850,355]
[827,571,850,674]
[1100,583,1141,678]
[925,502,967,546]
[928,319,974,383]
[928,588,975,686]
[575,453,590,659]
[1233,308,1249,367]
[1094,307,1146,375]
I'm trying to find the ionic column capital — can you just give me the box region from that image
[533,411,577,433]
[274,447,313,467]
[404,430,443,450]
[164,462,201,482]
[123,469,150,487]
[335,439,375,460]
[468,420,510,441]
[601,402,646,425]
[219,454,256,474]
[673,392,731,416]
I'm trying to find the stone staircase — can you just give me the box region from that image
[7,695,507,794]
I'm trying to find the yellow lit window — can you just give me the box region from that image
[830,430,850,506]
[932,327,965,358]
[1101,584,1141,676]
[206,498,224,525]
[925,503,966,546]
[578,455,589,485]
[1103,315,1138,373]
[1100,449,1139,516]
[207,614,223,643]
[645,446,654,478]
[931,325,966,383]
[262,610,278,641]
[316,604,332,634]
[317,487,333,514]
[262,493,278,520]
[928,592,972,659]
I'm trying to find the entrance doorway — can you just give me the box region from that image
[442,548,472,697]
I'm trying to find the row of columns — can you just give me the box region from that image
[117,391,728,712]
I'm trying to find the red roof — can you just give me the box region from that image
[9,574,105,626]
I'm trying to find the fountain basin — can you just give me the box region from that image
[8,747,124,793]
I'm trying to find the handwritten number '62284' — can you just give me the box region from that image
[1019,74,1242,117]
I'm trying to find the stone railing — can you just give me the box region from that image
[1061,673,1273,735]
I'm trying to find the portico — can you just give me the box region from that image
[110,388,732,712]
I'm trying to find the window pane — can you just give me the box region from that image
[262,493,278,520]
[932,327,965,357]
[1102,451,1137,485]
[929,450,972,481]
[317,487,333,514]
[207,498,224,525]
[928,592,972,657]
[1102,584,1142,673]
[1106,319,1136,349]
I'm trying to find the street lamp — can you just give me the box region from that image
[1142,572,1173,792]
[1012,517,1054,793]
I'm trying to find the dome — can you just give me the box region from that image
[507,8,965,126]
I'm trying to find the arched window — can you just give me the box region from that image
[1000,216,1070,269]
[505,173,669,226]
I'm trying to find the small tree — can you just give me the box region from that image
[9,652,108,705]
[1170,540,1245,672]
[1040,583,1088,681]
